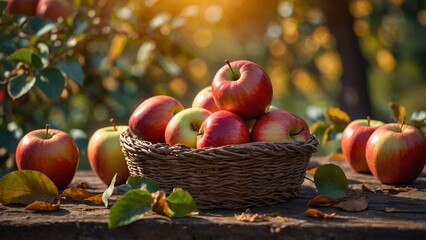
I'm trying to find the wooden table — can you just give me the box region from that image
[1,157,425,239]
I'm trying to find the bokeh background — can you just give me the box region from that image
[1,0,426,169]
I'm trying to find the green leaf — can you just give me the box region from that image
[8,48,43,69]
[56,59,84,86]
[24,16,56,36]
[37,43,49,67]
[126,176,159,193]
[0,170,59,205]
[166,190,197,217]
[108,189,153,229]
[102,173,117,207]
[314,164,348,199]
[36,68,65,100]
[7,74,36,100]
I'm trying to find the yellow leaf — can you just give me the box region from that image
[151,191,172,217]
[307,195,337,207]
[327,152,345,161]
[304,208,336,219]
[62,187,93,201]
[107,34,127,63]
[84,194,104,205]
[325,107,351,129]
[389,101,406,123]
[25,199,60,212]
[307,166,317,176]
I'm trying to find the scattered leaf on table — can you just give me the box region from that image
[25,199,60,212]
[389,101,406,123]
[108,189,153,229]
[314,164,348,199]
[333,197,368,212]
[126,175,159,193]
[235,209,268,223]
[307,195,337,207]
[166,189,197,217]
[307,166,317,176]
[361,184,376,193]
[76,181,89,189]
[62,187,93,201]
[381,187,417,193]
[151,190,172,217]
[102,173,117,207]
[84,194,104,205]
[0,170,58,205]
[304,208,336,219]
[327,152,345,161]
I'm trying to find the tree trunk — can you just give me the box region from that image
[318,0,373,119]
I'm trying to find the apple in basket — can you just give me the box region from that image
[165,107,211,148]
[191,86,220,113]
[211,60,273,120]
[197,110,250,148]
[128,95,184,143]
[341,117,384,173]
[87,119,130,185]
[251,110,310,142]
[15,124,79,189]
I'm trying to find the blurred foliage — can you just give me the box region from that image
[1,0,426,167]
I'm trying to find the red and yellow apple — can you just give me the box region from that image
[197,110,250,148]
[341,118,384,173]
[87,121,130,185]
[251,110,310,142]
[191,86,220,113]
[165,107,211,148]
[211,60,273,120]
[366,123,426,184]
[15,125,79,189]
[128,95,184,143]
[36,0,72,20]
[5,0,39,16]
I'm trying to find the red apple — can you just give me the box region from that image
[251,110,310,142]
[196,110,250,148]
[212,60,273,120]
[15,125,79,189]
[128,95,184,143]
[366,123,426,184]
[87,120,130,185]
[341,118,384,173]
[36,0,72,20]
[165,107,211,148]
[5,0,39,16]
[191,86,220,113]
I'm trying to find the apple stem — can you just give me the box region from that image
[45,124,50,139]
[110,118,117,131]
[399,120,405,133]
[225,59,238,80]
[367,116,371,127]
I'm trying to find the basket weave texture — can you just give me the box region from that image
[120,129,319,209]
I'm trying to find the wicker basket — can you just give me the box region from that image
[120,129,319,209]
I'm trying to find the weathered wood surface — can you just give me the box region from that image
[1,157,425,240]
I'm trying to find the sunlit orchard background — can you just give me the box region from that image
[1,0,426,169]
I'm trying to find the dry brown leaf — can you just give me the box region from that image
[307,166,317,176]
[333,197,368,212]
[151,191,172,217]
[62,187,93,201]
[304,208,336,219]
[76,181,89,189]
[327,152,345,161]
[382,187,417,193]
[307,195,337,207]
[25,199,60,212]
[235,209,269,223]
[361,184,376,193]
[84,194,104,205]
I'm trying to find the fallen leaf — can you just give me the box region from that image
[62,187,93,201]
[308,195,337,207]
[361,184,376,193]
[382,187,417,193]
[25,199,60,212]
[102,173,117,207]
[84,194,104,205]
[76,181,89,189]
[235,209,268,222]
[307,166,317,176]
[333,197,368,212]
[151,190,172,217]
[327,152,345,161]
[304,208,336,219]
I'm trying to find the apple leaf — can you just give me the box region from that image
[307,195,337,207]
[124,176,159,193]
[325,107,350,130]
[84,194,104,205]
[102,173,117,207]
[57,59,84,86]
[151,190,173,217]
[304,208,336,219]
[61,187,93,201]
[314,164,348,199]
[0,170,58,205]
[24,16,56,36]
[108,189,153,229]
[166,189,197,217]
[389,101,406,123]
[7,74,36,100]
[8,48,43,69]
[36,68,65,100]
[25,199,60,212]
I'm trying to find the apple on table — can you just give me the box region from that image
[165,107,211,148]
[197,110,250,148]
[251,110,310,142]
[15,124,79,189]
[87,119,130,185]
[366,123,426,184]
[341,117,384,173]
[128,95,184,143]
[212,60,273,120]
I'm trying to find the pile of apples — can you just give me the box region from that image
[341,117,426,184]
[128,60,311,149]
[13,59,312,189]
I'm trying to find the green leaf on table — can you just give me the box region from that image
[102,173,117,207]
[314,164,348,199]
[166,189,197,217]
[7,74,36,100]
[57,59,84,86]
[0,170,59,205]
[8,48,43,69]
[24,16,55,36]
[126,176,159,193]
[108,189,153,229]
[36,67,65,100]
